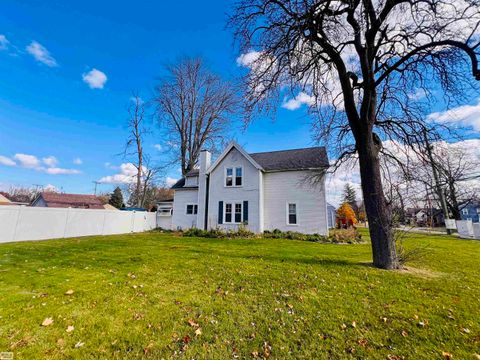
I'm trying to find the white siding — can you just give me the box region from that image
[185,176,199,187]
[172,189,199,230]
[207,148,262,232]
[263,170,328,235]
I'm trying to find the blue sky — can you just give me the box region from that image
[0,0,479,201]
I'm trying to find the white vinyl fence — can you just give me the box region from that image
[456,219,480,239]
[0,206,157,244]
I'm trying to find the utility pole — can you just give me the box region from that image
[92,181,100,196]
[422,130,452,235]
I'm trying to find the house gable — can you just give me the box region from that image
[207,141,263,175]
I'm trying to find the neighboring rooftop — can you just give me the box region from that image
[33,192,105,209]
[0,193,12,205]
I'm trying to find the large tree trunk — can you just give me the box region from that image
[357,134,400,270]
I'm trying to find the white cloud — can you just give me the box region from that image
[42,156,58,167]
[26,41,58,67]
[408,88,427,101]
[0,155,15,166]
[153,144,162,151]
[73,158,83,165]
[44,184,59,192]
[14,153,41,168]
[236,51,262,67]
[0,35,9,51]
[166,177,178,187]
[428,99,480,132]
[82,68,107,89]
[44,167,80,175]
[282,92,316,110]
[3,153,80,175]
[98,163,139,184]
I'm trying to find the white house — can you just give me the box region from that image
[170,142,329,234]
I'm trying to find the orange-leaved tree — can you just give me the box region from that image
[336,203,357,228]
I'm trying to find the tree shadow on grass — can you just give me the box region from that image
[183,247,372,268]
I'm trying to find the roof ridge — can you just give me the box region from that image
[249,146,325,155]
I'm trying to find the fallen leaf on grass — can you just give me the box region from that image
[42,317,54,326]
[357,339,368,347]
[143,342,154,355]
[387,355,402,360]
[195,328,202,336]
[66,326,74,333]
[251,351,259,358]
[65,289,74,295]
[442,351,452,359]
[182,335,191,344]
[187,319,199,328]
[263,342,272,358]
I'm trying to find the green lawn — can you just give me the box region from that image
[0,230,479,359]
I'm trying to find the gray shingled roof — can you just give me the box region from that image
[250,147,328,171]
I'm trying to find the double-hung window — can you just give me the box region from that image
[186,204,198,215]
[225,167,243,187]
[224,202,242,224]
[287,203,297,225]
[235,167,242,186]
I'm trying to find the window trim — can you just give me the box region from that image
[224,166,243,188]
[186,204,198,215]
[286,202,298,226]
[223,201,243,224]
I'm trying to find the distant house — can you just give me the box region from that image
[326,203,336,229]
[405,207,445,227]
[460,202,480,222]
[0,193,30,206]
[31,192,104,209]
[0,194,12,205]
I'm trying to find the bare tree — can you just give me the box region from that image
[124,93,148,208]
[229,0,480,269]
[408,142,480,220]
[154,58,239,176]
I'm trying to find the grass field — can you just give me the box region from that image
[0,229,479,359]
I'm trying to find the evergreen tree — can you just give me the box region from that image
[109,187,124,209]
[342,183,357,210]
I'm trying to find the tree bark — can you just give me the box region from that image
[357,133,400,269]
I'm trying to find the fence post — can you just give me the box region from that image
[131,211,136,233]
[101,210,107,235]
[12,206,24,242]
[63,207,71,238]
